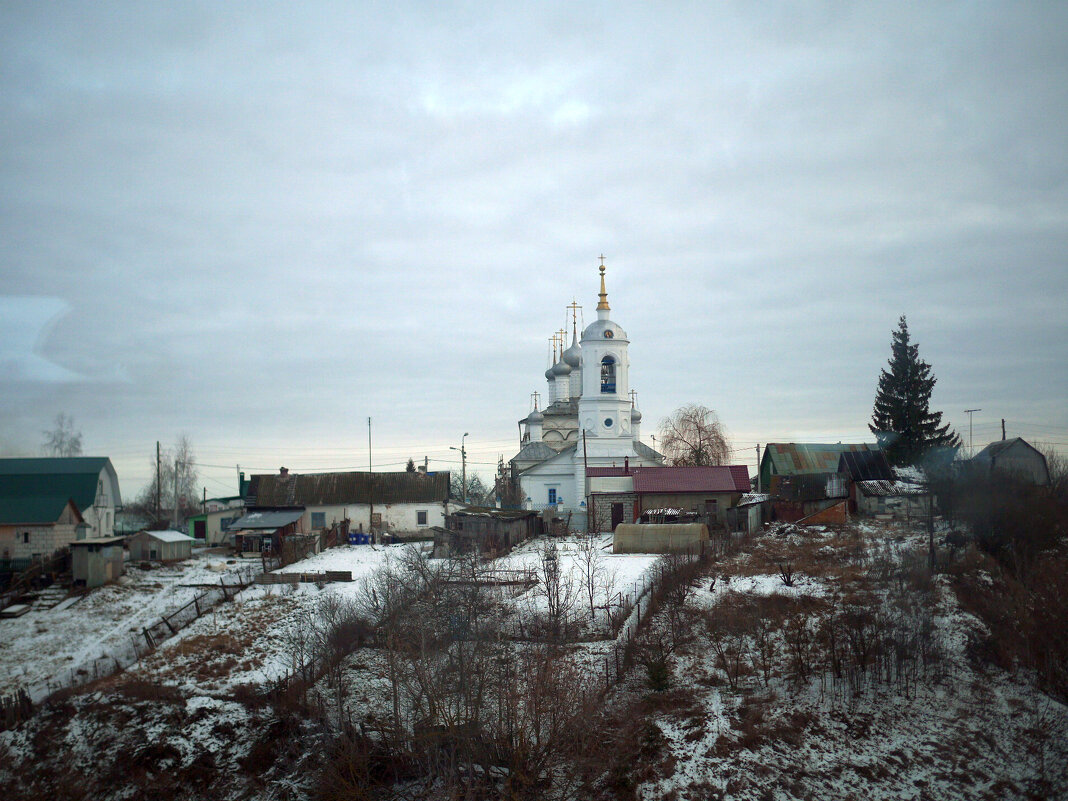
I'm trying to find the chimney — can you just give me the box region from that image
[624,457,630,474]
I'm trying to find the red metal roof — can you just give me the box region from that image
[632,465,750,493]
[586,467,631,477]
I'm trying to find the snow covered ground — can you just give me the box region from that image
[0,554,254,699]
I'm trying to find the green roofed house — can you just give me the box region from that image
[0,458,121,568]
[758,443,877,494]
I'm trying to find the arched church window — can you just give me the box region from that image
[600,356,616,394]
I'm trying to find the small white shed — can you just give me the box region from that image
[128,529,194,562]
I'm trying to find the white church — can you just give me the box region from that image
[510,262,665,515]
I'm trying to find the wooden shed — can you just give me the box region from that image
[128,529,194,562]
[435,507,540,558]
[70,536,125,588]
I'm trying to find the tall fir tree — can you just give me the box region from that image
[870,316,961,466]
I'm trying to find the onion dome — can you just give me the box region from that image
[562,338,582,369]
[631,407,642,423]
[551,358,572,377]
[527,408,544,424]
[545,366,556,381]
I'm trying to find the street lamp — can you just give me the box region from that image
[450,432,469,503]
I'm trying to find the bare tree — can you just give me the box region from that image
[132,435,200,523]
[657,404,730,466]
[576,534,607,624]
[41,413,82,457]
[535,539,578,637]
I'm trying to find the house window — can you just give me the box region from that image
[311,512,326,529]
[548,488,557,505]
[22,532,30,544]
[417,510,428,526]
[600,356,616,393]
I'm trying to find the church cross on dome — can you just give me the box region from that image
[596,256,610,311]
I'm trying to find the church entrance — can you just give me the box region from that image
[611,503,625,531]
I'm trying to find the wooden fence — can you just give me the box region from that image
[255,570,353,585]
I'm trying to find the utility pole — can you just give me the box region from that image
[173,455,181,529]
[756,444,762,492]
[368,417,373,539]
[450,432,469,503]
[965,409,981,456]
[156,441,161,523]
[202,487,206,514]
[1002,419,1006,441]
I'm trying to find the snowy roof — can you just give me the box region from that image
[856,480,927,497]
[228,508,306,530]
[140,529,193,543]
[737,493,771,506]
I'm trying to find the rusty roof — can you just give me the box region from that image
[764,443,875,477]
[247,470,450,506]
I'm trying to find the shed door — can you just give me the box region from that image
[149,549,157,560]
[194,520,206,539]
[611,503,625,531]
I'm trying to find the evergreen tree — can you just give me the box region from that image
[870,316,961,466]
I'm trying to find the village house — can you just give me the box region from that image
[0,458,122,567]
[971,438,1051,486]
[186,507,245,546]
[758,443,875,493]
[243,467,452,538]
[587,463,750,532]
[226,507,307,557]
[0,498,86,568]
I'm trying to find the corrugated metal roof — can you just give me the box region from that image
[228,509,306,530]
[738,493,771,506]
[632,465,750,493]
[838,450,894,482]
[765,443,874,477]
[0,496,83,526]
[247,470,450,506]
[0,457,116,524]
[586,467,630,477]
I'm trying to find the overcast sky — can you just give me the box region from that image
[2,1,1066,500]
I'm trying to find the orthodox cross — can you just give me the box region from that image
[530,391,540,410]
[567,298,582,331]
[630,390,638,408]
[599,254,606,267]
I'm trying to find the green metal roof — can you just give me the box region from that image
[0,457,116,524]
[762,443,875,478]
[0,495,81,525]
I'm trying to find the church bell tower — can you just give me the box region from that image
[578,260,633,452]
